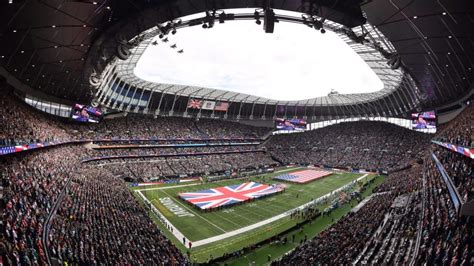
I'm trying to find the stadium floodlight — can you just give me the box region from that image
[157,22,174,35]
[202,11,215,29]
[254,10,261,25]
[313,20,322,30]
[301,14,313,28]
[219,12,226,23]
[387,53,401,69]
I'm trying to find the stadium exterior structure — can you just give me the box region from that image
[91,10,424,122]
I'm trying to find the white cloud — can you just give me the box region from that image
[134,12,383,101]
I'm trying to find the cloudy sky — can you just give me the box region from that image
[134,10,383,101]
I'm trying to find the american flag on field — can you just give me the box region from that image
[187,99,202,109]
[179,182,285,210]
[274,169,332,184]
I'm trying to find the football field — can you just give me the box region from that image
[133,167,375,262]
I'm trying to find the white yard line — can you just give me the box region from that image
[160,189,228,234]
[139,171,371,247]
[192,173,370,247]
[136,190,190,245]
[136,182,200,192]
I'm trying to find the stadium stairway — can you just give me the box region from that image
[261,130,275,142]
[192,120,210,137]
[269,153,284,165]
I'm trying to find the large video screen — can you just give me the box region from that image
[411,111,436,131]
[71,104,102,123]
[275,118,307,131]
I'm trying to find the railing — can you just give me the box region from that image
[431,140,474,159]
[410,161,427,266]
[0,137,265,156]
[431,152,463,212]
[42,174,74,265]
[81,149,267,163]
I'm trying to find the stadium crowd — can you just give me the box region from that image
[48,166,186,265]
[2,82,473,265]
[275,192,396,264]
[266,121,430,171]
[94,151,277,180]
[91,145,262,157]
[0,86,69,146]
[356,191,421,264]
[1,145,188,265]
[434,104,473,147]
[69,115,269,140]
[374,164,423,195]
[434,145,473,203]
[357,166,423,264]
[417,158,471,265]
[276,153,472,265]
[0,84,270,147]
[2,145,81,265]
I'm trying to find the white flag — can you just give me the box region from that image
[201,100,216,110]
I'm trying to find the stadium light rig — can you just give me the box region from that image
[254,10,262,25]
[263,8,276,33]
[202,11,215,29]
[301,14,326,34]
[254,8,276,33]
[218,11,235,23]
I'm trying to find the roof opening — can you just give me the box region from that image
[134,10,383,101]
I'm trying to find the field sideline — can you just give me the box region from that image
[133,167,376,263]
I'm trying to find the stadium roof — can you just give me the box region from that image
[134,11,384,101]
[0,0,472,111]
[109,10,406,106]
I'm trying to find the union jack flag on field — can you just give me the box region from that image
[274,169,332,184]
[179,182,285,210]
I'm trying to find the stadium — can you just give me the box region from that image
[0,0,472,265]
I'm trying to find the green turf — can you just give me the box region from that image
[133,167,377,263]
[222,174,386,265]
[139,170,365,242]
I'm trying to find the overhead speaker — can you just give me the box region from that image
[91,99,100,108]
[390,57,401,70]
[89,72,101,87]
[115,33,128,45]
[387,54,401,70]
[116,44,131,60]
[263,8,275,33]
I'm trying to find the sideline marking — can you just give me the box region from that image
[161,189,227,234]
[138,171,371,247]
[191,174,369,247]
